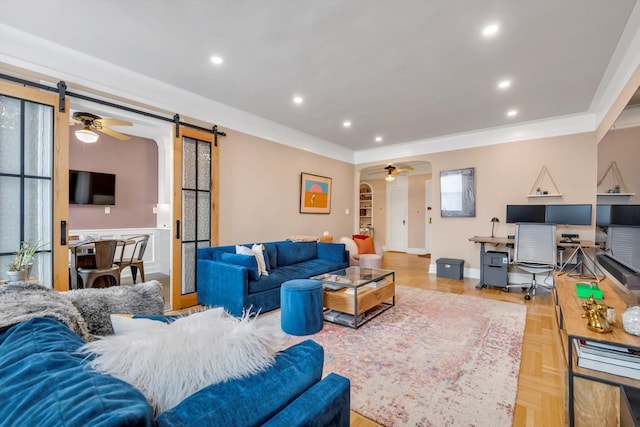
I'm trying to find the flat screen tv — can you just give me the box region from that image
[545,204,592,226]
[506,204,546,223]
[69,170,116,205]
[610,205,640,226]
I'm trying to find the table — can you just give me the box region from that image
[311,267,395,329]
[68,239,133,289]
[554,274,640,426]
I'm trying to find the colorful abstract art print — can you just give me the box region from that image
[300,172,332,213]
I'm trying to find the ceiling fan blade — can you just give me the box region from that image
[395,167,414,173]
[98,126,130,141]
[95,118,133,127]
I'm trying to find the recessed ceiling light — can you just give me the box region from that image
[210,55,223,65]
[293,95,303,105]
[498,80,511,89]
[343,121,351,128]
[375,136,383,142]
[482,23,499,37]
[507,109,518,117]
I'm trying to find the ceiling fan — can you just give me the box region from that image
[376,164,414,181]
[70,112,132,143]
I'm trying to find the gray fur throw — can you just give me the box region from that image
[0,281,91,341]
[63,280,165,336]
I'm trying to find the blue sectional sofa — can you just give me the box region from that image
[0,316,351,426]
[197,240,349,316]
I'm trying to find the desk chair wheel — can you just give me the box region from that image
[525,294,531,301]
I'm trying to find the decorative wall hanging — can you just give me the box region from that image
[300,172,332,214]
[440,167,475,217]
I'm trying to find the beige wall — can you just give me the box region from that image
[421,132,598,270]
[69,134,158,229]
[598,126,640,203]
[217,128,355,244]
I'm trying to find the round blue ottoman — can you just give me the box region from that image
[280,279,324,336]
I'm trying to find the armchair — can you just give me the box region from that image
[339,236,384,268]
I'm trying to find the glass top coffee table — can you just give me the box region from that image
[311,266,395,329]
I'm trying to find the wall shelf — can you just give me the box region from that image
[597,192,635,196]
[527,193,563,198]
[528,166,562,197]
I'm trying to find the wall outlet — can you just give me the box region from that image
[345,209,350,215]
[104,206,110,214]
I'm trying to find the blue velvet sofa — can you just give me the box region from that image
[197,241,349,316]
[0,316,351,426]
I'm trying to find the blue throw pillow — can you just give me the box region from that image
[221,253,260,281]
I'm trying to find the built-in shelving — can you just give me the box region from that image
[359,183,373,235]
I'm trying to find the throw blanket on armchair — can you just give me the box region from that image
[0,281,91,341]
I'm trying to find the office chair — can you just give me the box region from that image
[506,223,557,300]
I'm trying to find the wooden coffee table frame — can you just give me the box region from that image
[313,267,395,329]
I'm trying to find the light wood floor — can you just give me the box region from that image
[350,252,565,427]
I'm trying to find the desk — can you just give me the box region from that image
[69,239,132,289]
[469,236,606,288]
[468,236,513,289]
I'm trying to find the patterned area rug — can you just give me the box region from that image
[268,286,527,426]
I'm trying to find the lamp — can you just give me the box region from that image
[75,126,99,143]
[385,174,395,182]
[491,217,500,238]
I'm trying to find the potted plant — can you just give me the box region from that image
[6,240,43,282]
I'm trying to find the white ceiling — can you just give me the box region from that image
[0,0,638,154]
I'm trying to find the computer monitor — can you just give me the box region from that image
[596,205,611,227]
[610,205,640,226]
[505,204,546,223]
[545,204,592,226]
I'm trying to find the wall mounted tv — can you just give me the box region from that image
[506,204,546,223]
[69,170,116,205]
[545,204,592,226]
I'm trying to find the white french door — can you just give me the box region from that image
[386,175,408,252]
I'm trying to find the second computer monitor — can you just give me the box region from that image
[506,204,546,223]
[545,204,592,226]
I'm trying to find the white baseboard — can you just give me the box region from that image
[428,263,554,287]
[406,247,430,255]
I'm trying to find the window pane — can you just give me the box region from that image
[197,140,210,191]
[182,137,196,189]
[197,191,210,241]
[24,101,53,177]
[0,95,21,175]
[24,177,52,250]
[182,190,196,241]
[0,176,21,253]
[181,242,196,294]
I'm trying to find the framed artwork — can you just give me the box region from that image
[300,172,332,214]
[440,167,476,217]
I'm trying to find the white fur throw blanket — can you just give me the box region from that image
[0,281,91,341]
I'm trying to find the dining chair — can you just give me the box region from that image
[505,223,557,300]
[77,240,121,288]
[116,234,149,283]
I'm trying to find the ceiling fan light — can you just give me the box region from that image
[385,174,395,182]
[75,129,99,143]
